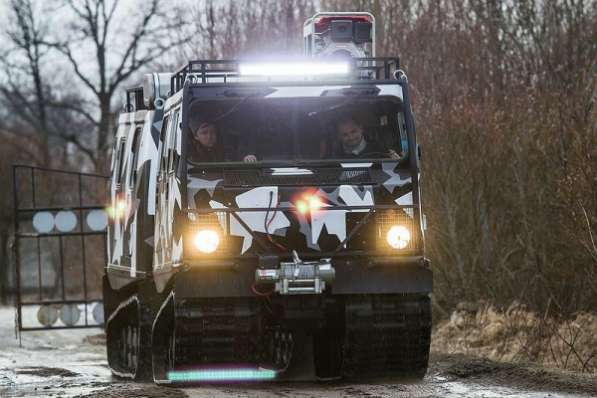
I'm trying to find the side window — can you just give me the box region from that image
[396,112,409,157]
[159,115,170,174]
[128,127,142,188]
[115,139,126,187]
[167,111,180,174]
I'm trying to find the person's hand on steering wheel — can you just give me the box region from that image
[387,149,402,160]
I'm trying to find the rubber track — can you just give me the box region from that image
[173,298,263,366]
[342,294,431,378]
[106,296,152,380]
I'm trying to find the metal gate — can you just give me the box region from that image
[12,165,109,331]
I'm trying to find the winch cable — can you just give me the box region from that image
[248,190,282,303]
[264,190,287,252]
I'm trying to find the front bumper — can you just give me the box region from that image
[175,256,432,298]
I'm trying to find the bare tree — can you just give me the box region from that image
[172,0,314,64]
[46,0,191,171]
[321,0,597,316]
[0,0,53,164]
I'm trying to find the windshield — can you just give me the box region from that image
[184,96,408,164]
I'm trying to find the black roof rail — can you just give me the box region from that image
[169,57,400,94]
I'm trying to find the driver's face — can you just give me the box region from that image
[193,124,217,148]
[337,119,364,148]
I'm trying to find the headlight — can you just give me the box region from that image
[386,225,411,249]
[193,229,220,254]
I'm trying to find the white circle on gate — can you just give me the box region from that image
[59,304,81,326]
[37,305,58,327]
[86,210,108,231]
[33,212,54,233]
[92,302,104,324]
[55,211,77,232]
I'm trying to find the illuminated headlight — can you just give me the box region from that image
[193,229,220,254]
[386,225,411,249]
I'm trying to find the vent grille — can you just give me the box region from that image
[223,168,373,187]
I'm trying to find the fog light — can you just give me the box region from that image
[193,229,220,253]
[386,225,410,249]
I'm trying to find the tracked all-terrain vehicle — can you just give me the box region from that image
[102,12,432,383]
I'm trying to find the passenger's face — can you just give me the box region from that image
[194,124,217,148]
[337,119,364,148]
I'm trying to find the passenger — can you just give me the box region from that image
[333,115,401,159]
[188,121,225,162]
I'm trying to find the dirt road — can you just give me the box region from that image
[0,308,595,398]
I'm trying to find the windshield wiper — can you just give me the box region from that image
[307,97,357,117]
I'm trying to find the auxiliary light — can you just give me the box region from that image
[167,368,276,382]
[239,61,350,76]
[295,193,323,215]
[106,199,127,220]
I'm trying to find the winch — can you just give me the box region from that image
[255,251,335,295]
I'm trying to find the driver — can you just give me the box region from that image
[188,120,225,162]
[334,115,400,159]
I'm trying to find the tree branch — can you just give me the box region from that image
[46,100,99,127]
[60,131,98,167]
[108,0,159,93]
[50,43,100,97]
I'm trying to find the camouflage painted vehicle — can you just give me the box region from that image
[103,13,432,383]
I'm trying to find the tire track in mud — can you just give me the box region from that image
[432,353,597,396]
[4,356,596,398]
[71,355,596,398]
[71,385,188,398]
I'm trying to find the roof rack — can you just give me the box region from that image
[170,57,400,94]
[124,86,147,112]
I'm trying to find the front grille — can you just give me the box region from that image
[223,168,373,187]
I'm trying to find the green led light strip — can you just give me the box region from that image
[167,368,277,382]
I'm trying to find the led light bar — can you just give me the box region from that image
[167,368,277,382]
[239,62,350,76]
